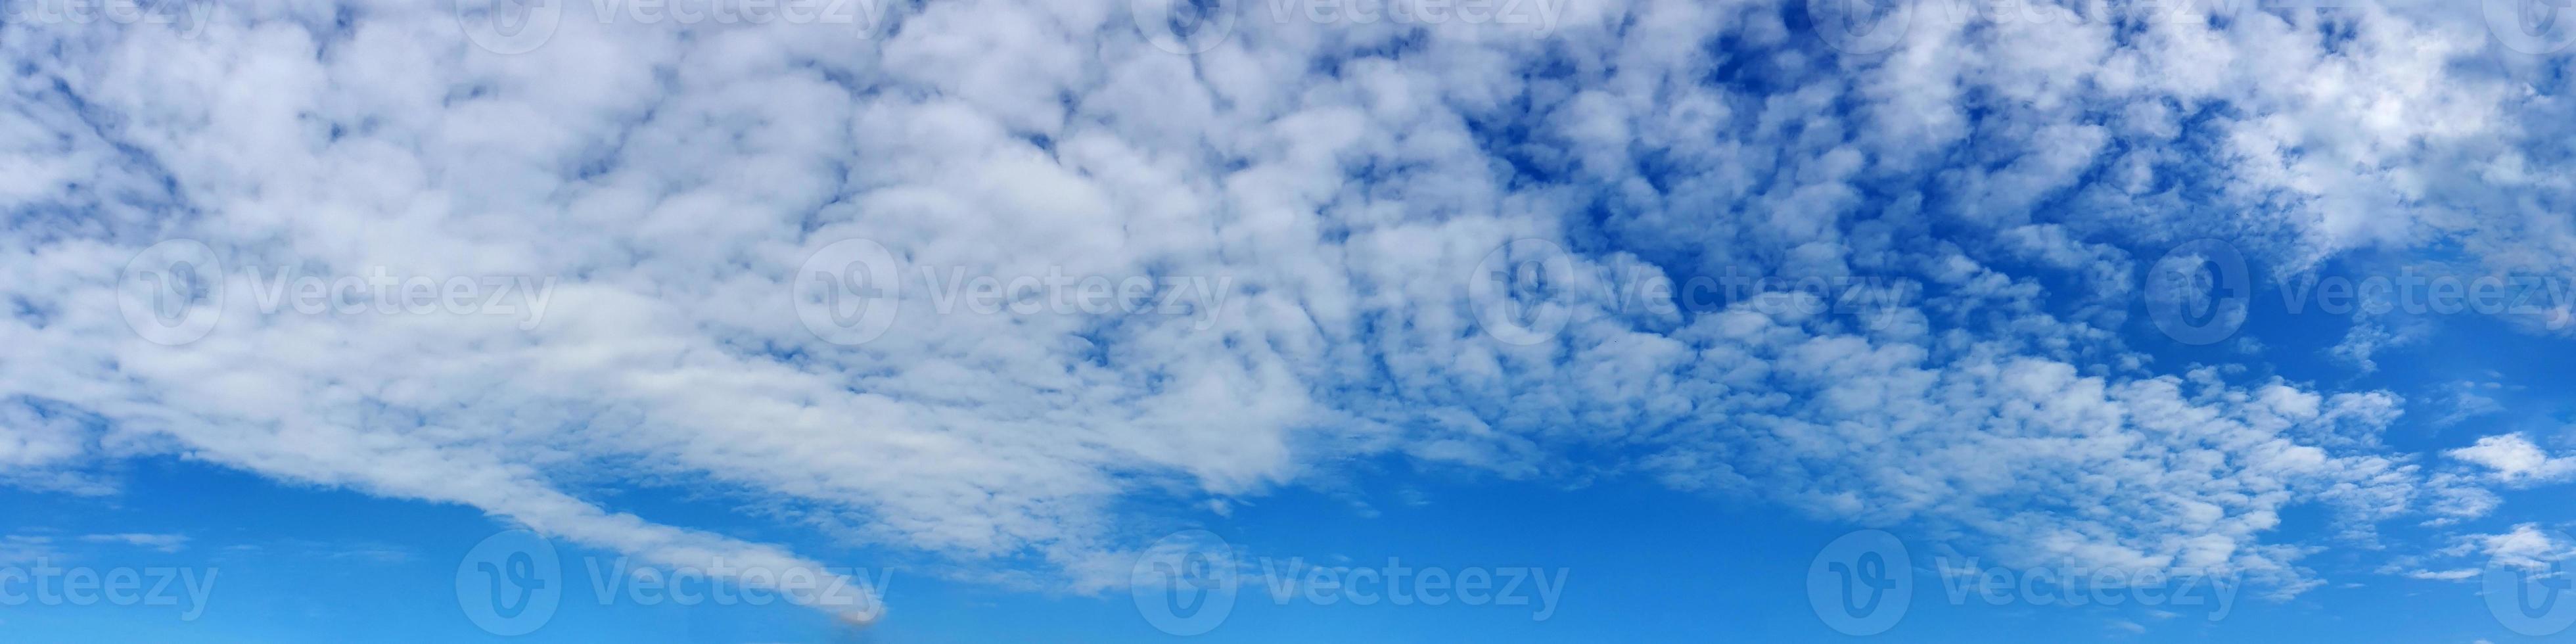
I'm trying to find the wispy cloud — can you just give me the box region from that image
[78,532,189,553]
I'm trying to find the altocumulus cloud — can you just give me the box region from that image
[1,0,2573,619]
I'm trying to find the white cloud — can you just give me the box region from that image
[0,0,2560,616]
[2404,568,2479,581]
[2459,523,2576,572]
[2447,434,2576,485]
[79,533,189,553]
[0,536,55,564]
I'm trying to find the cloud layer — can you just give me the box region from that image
[3,0,2573,611]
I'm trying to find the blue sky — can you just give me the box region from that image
[12,0,2576,641]
[7,442,2560,643]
